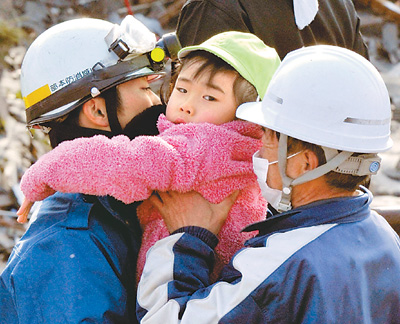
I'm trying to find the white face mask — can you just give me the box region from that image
[252,150,303,211]
[252,151,282,210]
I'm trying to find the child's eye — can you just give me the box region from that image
[204,95,216,101]
[176,87,187,94]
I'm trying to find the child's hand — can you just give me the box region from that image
[16,199,34,223]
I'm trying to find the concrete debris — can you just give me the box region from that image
[1,1,400,271]
[382,22,400,63]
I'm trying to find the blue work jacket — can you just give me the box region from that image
[137,188,400,323]
[1,192,142,323]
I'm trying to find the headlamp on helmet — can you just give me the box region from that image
[21,16,181,128]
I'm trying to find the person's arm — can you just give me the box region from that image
[19,134,171,203]
[20,121,258,205]
[137,191,240,323]
[19,129,207,205]
[138,191,344,323]
[6,229,136,323]
[138,191,279,323]
[137,230,217,323]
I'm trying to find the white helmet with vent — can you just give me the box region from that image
[237,45,392,212]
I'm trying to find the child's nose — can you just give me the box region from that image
[180,102,193,114]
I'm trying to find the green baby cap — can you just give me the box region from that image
[178,31,281,99]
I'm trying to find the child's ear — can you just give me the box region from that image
[81,98,109,128]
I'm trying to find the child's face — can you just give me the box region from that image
[166,61,238,125]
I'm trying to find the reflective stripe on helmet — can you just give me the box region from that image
[25,57,162,126]
[23,84,52,109]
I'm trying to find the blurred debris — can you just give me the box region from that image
[157,0,186,28]
[116,0,184,35]
[382,22,400,63]
[356,0,400,23]
[356,1,400,193]
[0,22,26,69]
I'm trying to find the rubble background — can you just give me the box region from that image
[0,0,400,271]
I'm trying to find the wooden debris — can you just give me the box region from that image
[158,0,186,27]
[356,0,400,23]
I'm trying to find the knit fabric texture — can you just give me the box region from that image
[20,114,268,281]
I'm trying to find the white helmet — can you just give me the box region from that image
[237,45,393,211]
[237,45,392,153]
[21,16,180,126]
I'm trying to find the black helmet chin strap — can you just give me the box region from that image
[102,86,123,136]
[101,84,167,139]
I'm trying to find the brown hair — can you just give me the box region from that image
[161,51,257,107]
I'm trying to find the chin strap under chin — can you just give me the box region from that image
[277,134,292,212]
[276,134,353,212]
[102,86,123,136]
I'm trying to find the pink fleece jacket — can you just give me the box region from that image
[20,114,267,282]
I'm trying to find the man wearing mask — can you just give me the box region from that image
[0,16,179,323]
[137,45,400,323]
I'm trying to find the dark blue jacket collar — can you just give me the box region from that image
[243,186,372,236]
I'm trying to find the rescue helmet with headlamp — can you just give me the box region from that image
[237,45,392,211]
[21,15,181,127]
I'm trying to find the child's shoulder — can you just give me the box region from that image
[157,114,263,139]
[224,120,264,139]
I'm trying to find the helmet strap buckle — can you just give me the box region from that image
[108,39,130,60]
[335,154,382,176]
